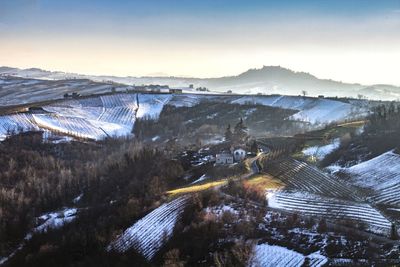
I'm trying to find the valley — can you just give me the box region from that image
[1,84,400,266]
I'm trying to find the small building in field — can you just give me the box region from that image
[216,153,234,164]
[233,148,246,161]
[169,88,183,94]
[63,92,80,99]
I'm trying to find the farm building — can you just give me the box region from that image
[216,153,234,164]
[169,88,183,94]
[233,148,246,161]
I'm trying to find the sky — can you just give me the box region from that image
[0,0,400,85]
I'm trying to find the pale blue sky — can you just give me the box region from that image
[1,0,400,84]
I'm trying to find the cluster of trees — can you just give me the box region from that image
[134,101,303,145]
[195,87,209,92]
[322,102,400,166]
[1,131,393,265]
[0,132,185,266]
[224,118,249,144]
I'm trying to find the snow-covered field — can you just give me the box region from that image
[249,243,327,267]
[265,158,356,199]
[302,139,340,160]
[0,93,173,140]
[41,93,139,138]
[0,92,371,141]
[0,207,77,265]
[33,208,77,234]
[268,190,391,235]
[344,150,400,206]
[231,95,366,124]
[0,76,125,106]
[0,113,39,141]
[107,196,189,260]
[33,114,108,140]
[135,94,172,119]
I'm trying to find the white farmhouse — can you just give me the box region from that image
[216,153,234,164]
[233,148,246,161]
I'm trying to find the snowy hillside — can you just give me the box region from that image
[147,93,369,124]
[2,66,400,100]
[135,94,172,119]
[0,93,174,141]
[0,113,39,140]
[249,243,327,267]
[344,150,400,206]
[268,190,392,235]
[0,92,372,141]
[265,158,356,199]
[302,139,340,160]
[0,76,128,106]
[107,196,189,260]
[231,95,366,124]
[42,94,139,138]
[0,207,77,265]
[34,208,77,233]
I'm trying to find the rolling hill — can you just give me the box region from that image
[1,65,400,100]
[0,92,369,141]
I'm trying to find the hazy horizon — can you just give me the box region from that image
[1,0,400,85]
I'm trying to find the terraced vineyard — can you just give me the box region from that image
[135,94,172,119]
[98,94,138,125]
[231,95,366,124]
[44,97,104,120]
[265,158,357,200]
[249,243,327,267]
[0,91,374,141]
[32,114,106,140]
[107,196,189,260]
[0,113,39,140]
[268,191,392,235]
[344,151,400,207]
[1,93,168,140]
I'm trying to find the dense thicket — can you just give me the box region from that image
[0,132,184,265]
[322,103,400,166]
[134,102,304,144]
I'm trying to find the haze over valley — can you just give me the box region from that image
[2,65,400,102]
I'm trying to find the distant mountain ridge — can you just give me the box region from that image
[1,65,400,101]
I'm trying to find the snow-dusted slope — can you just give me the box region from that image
[41,93,139,138]
[33,114,107,140]
[231,95,365,124]
[302,139,340,160]
[107,196,189,260]
[0,92,370,141]
[0,93,170,141]
[167,94,367,124]
[344,150,400,206]
[34,208,77,233]
[0,76,127,106]
[249,243,327,267]
[0,207,77,265]
[249,243,305,267]
[136,94,172,119]
[268,191,391,235]
[0,113,39,141]
[4,65,400,100]
[265,158,356,199]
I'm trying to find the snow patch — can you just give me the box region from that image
[107,196,189,260]
[34,208,77,233]
[302,139,340,160]
[249,243,305,267]
[268,190,391,235]
[191,174,208,184]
